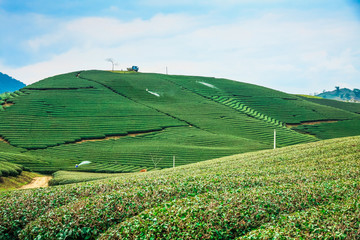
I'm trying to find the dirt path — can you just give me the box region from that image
[0,137,9,144]
[287,120,339,128]
[75,132,153,144]
[20,176,52,189]
[2,102,14,107]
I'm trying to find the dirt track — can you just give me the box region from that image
[20,176,52,189]
[286,120,338,128]
[75,132,157,144]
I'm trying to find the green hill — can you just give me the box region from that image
[0,70,359,173]
[0,135,359,239]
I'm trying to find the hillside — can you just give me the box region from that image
[0,70,359,173]
[0,135,359,239]
[316,87,360,102]
[0,72,25,94]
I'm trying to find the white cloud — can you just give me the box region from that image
[301,49,358,73]
[2,10,360,94]
[26,14,202,52]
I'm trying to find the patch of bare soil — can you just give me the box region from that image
[2,102,14,108]
[0,137,9,144]
[75,136,122,144]
[20,176,52,189]
[75,132,157,144]
[287,120,339,128]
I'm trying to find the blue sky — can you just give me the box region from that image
[0,0,359,94]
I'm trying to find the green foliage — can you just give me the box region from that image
[0,161,23,177]
[27,127,268,173]
[161,74,357,124]
[241,198,360,239]
[0,70,358,173]
[0,92,11,101]
[1,72,184,149]
[0,150,57,174]
[293,119,360,139]
[298,95,360,114]
[0,136,359,239]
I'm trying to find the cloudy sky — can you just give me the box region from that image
[0,0,359,94]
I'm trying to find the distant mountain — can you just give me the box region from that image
[317,87,360,102]
[0,72,26,93]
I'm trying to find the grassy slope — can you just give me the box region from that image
[0,135,359,239]
[0,70,359,173]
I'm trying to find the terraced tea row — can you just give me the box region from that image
[0,70,358,173]
[0,73,186,149]
[298,95,360,114]
[161,74,358,124]
[0,161,24,177]
[293,119,360,139]
[211,95,284,126]
[79,71,315,146]
[26,127,266,172]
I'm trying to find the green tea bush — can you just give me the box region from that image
[241,197,360,239]
[294,119,360,139]
[0,135,359,239]
[298,95,360,114]
[0,161,23,177]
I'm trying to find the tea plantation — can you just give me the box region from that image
[0,135,359,239]
[49,171,130,186]
[298,95,360,114]
[0,70,359,173]
[0,161,23,178]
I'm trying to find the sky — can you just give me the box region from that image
[0,0,359,94]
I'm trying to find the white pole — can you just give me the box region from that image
[166,66,168,75]
[173,155,175,168]
[274,129,276,149]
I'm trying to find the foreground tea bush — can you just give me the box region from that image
[100,181,356,239]
[0,135,359,239]
[241,197,360,239]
